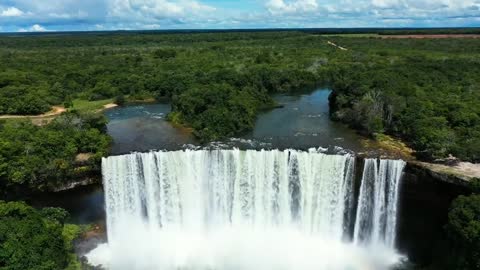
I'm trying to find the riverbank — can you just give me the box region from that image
[408,161,479,187]
[101,94,478,188]
[358,133,479,186]
[4,89,472,196]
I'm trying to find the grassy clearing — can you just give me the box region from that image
[0,99,114,126]
[71,98,114,113]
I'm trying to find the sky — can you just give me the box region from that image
[0,0,479,32]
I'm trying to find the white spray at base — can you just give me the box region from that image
[87,149,406,270]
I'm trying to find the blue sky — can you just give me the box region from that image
[0,0,479,32]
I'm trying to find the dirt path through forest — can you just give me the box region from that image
[0,103,117,126]
[0,106,67,120]
[327,41,348,51]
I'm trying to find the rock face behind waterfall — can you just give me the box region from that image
[90,149,406,270]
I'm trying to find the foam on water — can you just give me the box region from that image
[88,149,406,270]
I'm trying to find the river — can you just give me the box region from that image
[31,88,465,269]
[104,89,364,153]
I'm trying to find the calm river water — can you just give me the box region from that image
[104,89,364,154]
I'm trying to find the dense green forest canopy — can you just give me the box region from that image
[447,178,480,270]
[0,201,80,270]
[0,113,111,196]
[0,31,479,160]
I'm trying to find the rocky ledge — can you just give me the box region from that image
[50,176,101,192]
[406,161,479,187]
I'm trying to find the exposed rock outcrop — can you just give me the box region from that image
[406,161,477,187]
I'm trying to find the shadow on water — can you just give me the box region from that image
[28,185,105,224]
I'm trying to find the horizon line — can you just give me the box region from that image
[1,26,480,35]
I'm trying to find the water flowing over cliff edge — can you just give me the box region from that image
[88,149,406,270]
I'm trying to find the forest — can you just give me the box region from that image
[0,30,479,269]
[0,112,111,197]
[329,56,480,161]
[0,31,479,161]
[0,200,84,269]
[447,178,480,269]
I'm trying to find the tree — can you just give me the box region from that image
[0,112,111,195]
[447,195,480,269]
[114,94,126,106]
[153,48,177,59]
[446,179,480,269]
[471,178,480,193]
[64,96,73,109]
[0,201,69,270]
[50,82,66,105]
[170,84,272,141]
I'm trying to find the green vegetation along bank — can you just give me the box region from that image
[1,31,479,161]
[446,178,480,269]
[0,201,84,270]
[0,30,479,269]
[0,112,111,198]
[328,50,480,162]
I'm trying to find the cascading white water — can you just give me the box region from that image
[87,149,406,270]
[353,159,406,247]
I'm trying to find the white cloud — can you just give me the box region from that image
[0,6,24,17]
[261,0,480,27]
[1,0,479,31]
[108,0,216,22]
[141,23,162,29]
[372,0,402,8]
[31,24,46,31]
[371,0,480,13]
[266,0,318,14]
[18,24,47,32]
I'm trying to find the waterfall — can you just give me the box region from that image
[353,159,406,247]
[103,149,355,239]
[89,149,406,270]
